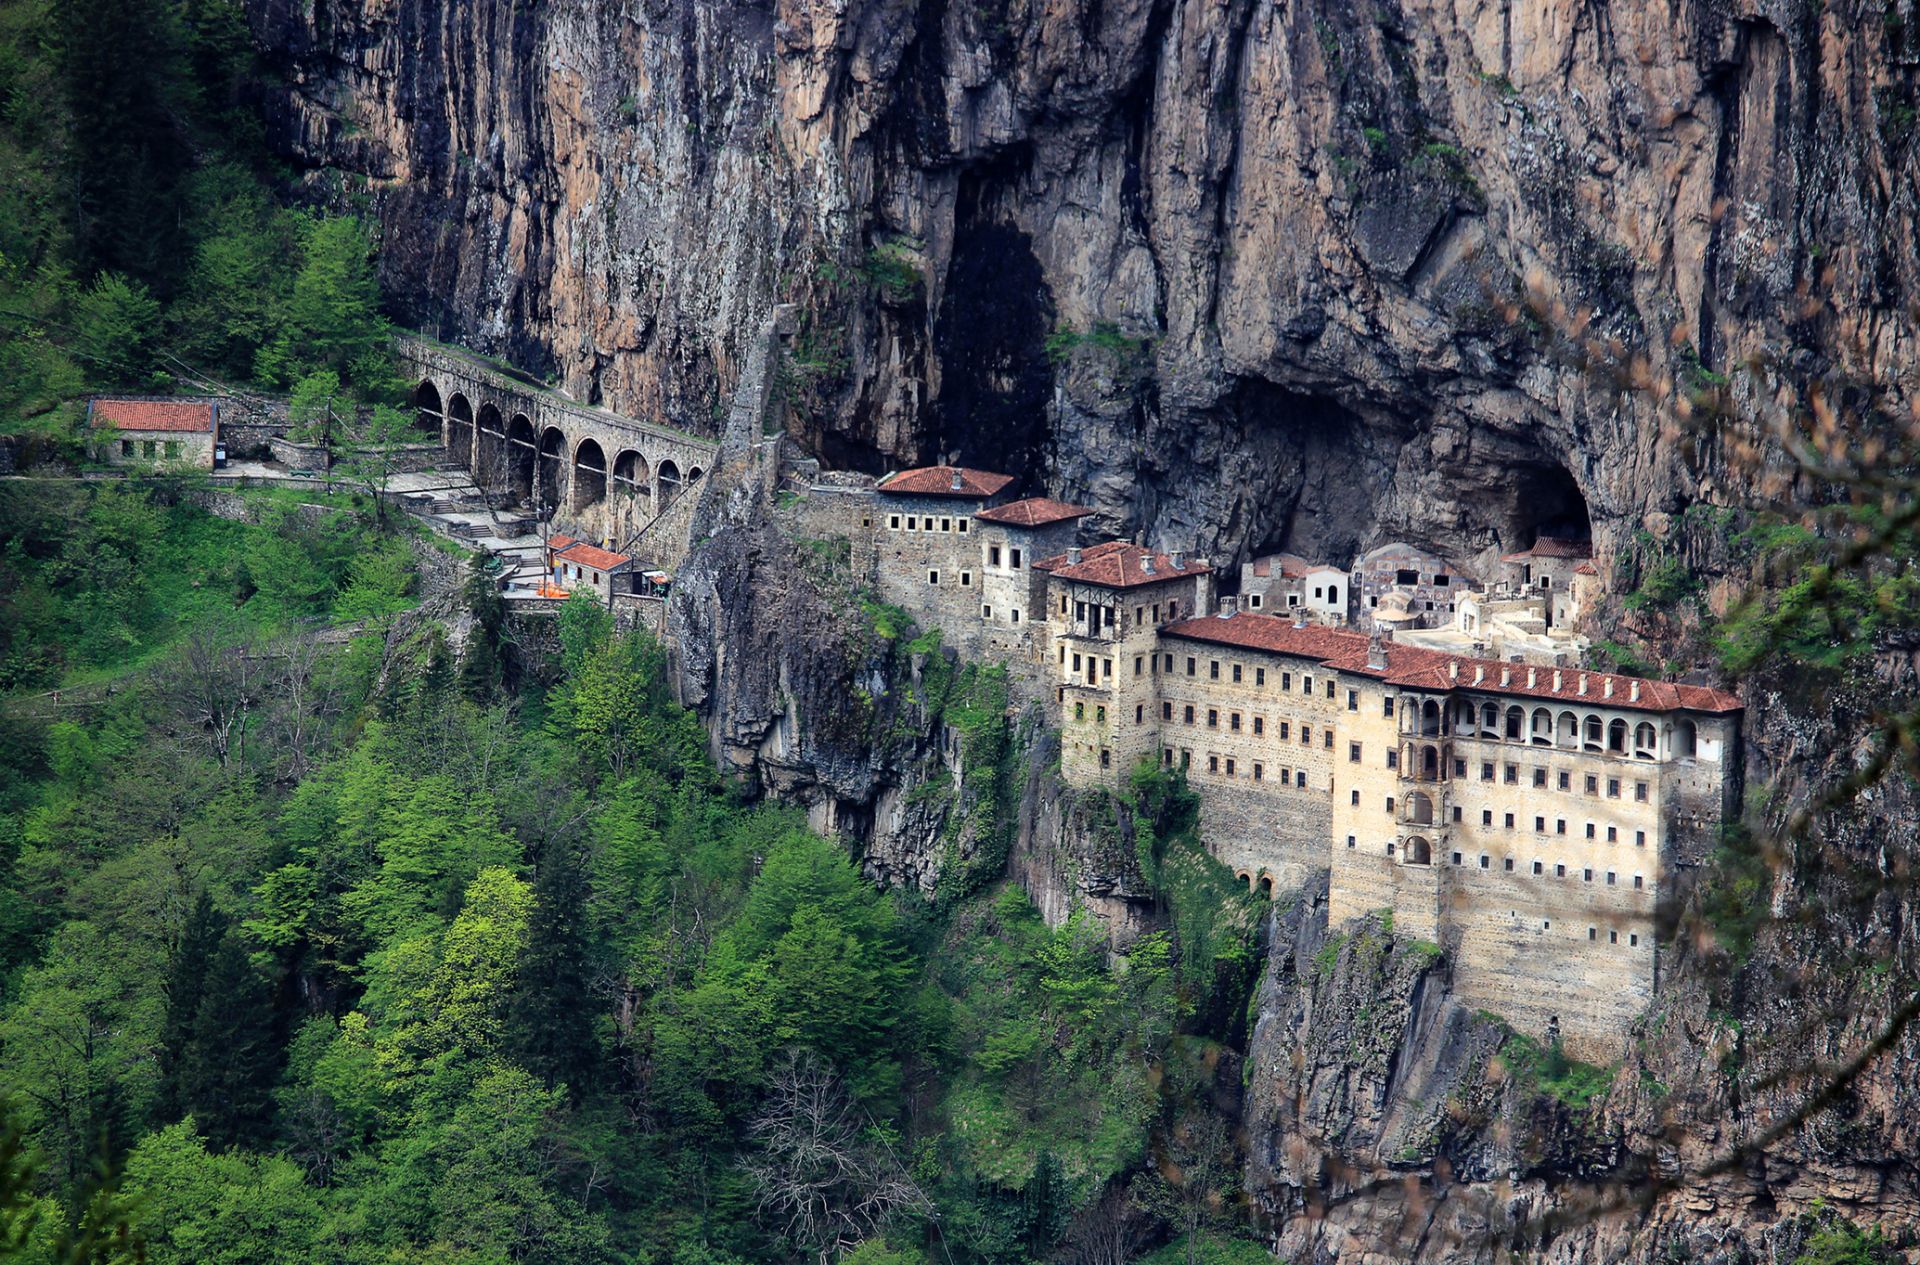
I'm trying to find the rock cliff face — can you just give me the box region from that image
[248,0,1919,578]
[250,1,1920,1258]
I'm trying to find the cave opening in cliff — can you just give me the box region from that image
[1234,383,1399,570]
[1511,462,1592,549]
[932,149,1056,488]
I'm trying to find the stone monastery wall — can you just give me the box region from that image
[776,466,1742,1059]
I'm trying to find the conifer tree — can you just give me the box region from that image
[505,842,598,1095]
[177,932,279,1150]
[157,891,225,1123]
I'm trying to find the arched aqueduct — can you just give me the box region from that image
[397,333,719,551]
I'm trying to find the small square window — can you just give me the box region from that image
[1162,702,1173,720]
[1586,823,1596,839]
[1135,655,1144,676]
[1635,781,1649,802]
[1630,934,1639,947]
[960,571,972,587]
[1606,871,1617,885]
[1255,668,1266,686]
[1096,706,1106,723]
[1075,702,1085,720]
[1210,660,1220,680]
[1280,722,1291,740]
[1583,868,1593,882]
[1452,852,1464,865]
[1479,854,1489,869]
[1586,774,1599,794]
[1558,771,1571,791]
[1232,664,1243,683]
[1505,813,1515,829]
[1347,689,1358,711]
[1254,717,1265,736]
[1635,830,1647,847]
[1386,749,1399,769]
[1345,834,1355,848]
[1254,764,1264,782]
[1633,875,1644,890]
[1184,705,1195,724]
[940,517,952,532]
[982,604,993,619]
[1504,857,1514,872]
[1482,810,1493,826]
[1533,768,1548,788]
[1349,742,1362,763]
[1351,789,1360,806]
[1301,726,1312,745]
[1481,762,1494,781]
[1383,696,1395,717]
[1588,927,1597,941]
[1186,657,1197,677]
[1535,816,1547,832]
[1208,755,1219,773]
[1610,930,1619,944]
[1505,765,1519,784]
[1607,826,1618,842]
[907,516,917,530]
[1225,758,1236,776]
[928,569,940,585]
[1556,819,1567,835]
[1207,709,1219,728]
[1532,861,1543,875]
[1230,712,1242,732]
[1607,778,1621,799]
[1386,796,1396,813]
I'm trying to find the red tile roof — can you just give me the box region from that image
[1036,540,1213,589]
[1502,536,1592,563]
[1574,561,1599,576]
[877,466,1016,498]
[556,540,631,572]
[974,497,1093,527]
[90,398,216,433]
[1163,612,1368,659]
[1246,553,1326,579]
[1163,611,1741,713]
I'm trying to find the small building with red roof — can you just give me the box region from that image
[545,532,633,599]
[973,498,1093,665]
[88,397,221,468]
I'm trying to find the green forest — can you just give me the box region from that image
[0,0,399,447]
[0,480,1266,1265]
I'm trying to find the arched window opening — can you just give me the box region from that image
[1557,711,1579,749]
[1421,699,1441,737]
[414,381,444,436]
[687,466,704,483]
[536,428,566,511]
[1531,708,1553,746]
[1420,745,1440,780]
[1633,722,1657,759]
[1608,719,1628,754]
[1258,874,1275,899]
[657,459,683,503]
[1505,706,1524,740]
[1481,703,1499,736]
[473,402,504,481]
[613,450,651,499]
[1584,715,1603,752]
[1677,720,1698,759]
[572,438,608,511]
[445,393,475,465]
[1406,791,1434,825]
[505,415,537,503]
[1406,837,1433,866]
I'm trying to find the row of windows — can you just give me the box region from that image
[1161,748,1315,786]
[1068,598,1187,628]
[886,513,970,534]
[1158,702,1334,746]
[1366,836,1651,890]
[121,439,184,459]
[926,569,972,587]
[1467,762,1652,800]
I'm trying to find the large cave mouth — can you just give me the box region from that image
[1510,462,1593,548]
[931,152,1055,487]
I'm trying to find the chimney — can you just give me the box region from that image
[1501,666,1511,687]
[949,468,964,491]
[1604,678,1615,699]
[1578,674,1588,696]
[1526,667,1537,689]
[1630,680,1641,702]
[1552,669,1562,692]
[1449,659,1460,681]
[1141,554,1154,575]
[1218,596,1237,617]
[1473,664,1485,685]
[1067,546,1082,565]
[1170,550,1186,570]
[1367,632,1388,670]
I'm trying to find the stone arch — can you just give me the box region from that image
[1405,836,1433,866]
[1420,699,1441,737]
[475,402,506,484]
[1257,873,1275,899]
[505,414,537,502]
[1530,707,1553,745]
[1633,722,1657,758]
[1406,790,1434,826]
[1608,718,1628,754]
[687,465,704,483]
[1677,719,1698,758]
[657,458,682,503]
[612,449,651,500]
[1419,744,1440,780]
[573,437,608,511]
[1584,714,1604,751]
[1557,710,1579,749]
[1236,869,1253,890]
[1505,706,1524,740]
[537,427,566,510]
[414,381,444,436]
[1481,703,1500,736]
[446,393,474,466]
